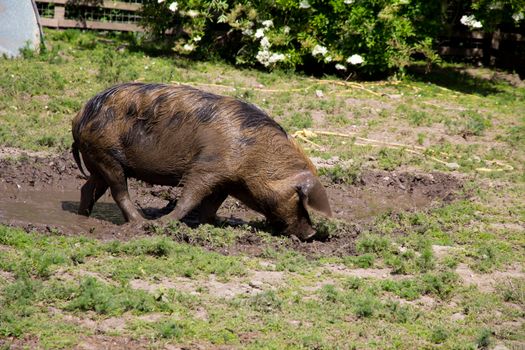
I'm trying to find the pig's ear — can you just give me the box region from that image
[295,172,332,217]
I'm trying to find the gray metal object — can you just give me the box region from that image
[0,0,41,58]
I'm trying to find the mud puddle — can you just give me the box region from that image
[0,152,462,256]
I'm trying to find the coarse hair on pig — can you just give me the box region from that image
[72,83,331,240]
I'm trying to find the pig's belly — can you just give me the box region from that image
[126,167,184,187]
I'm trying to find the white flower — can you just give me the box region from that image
[260,37,271,49]
[325,56,332,62]
[256,50,285,67]
[269,52,286,63]
[299,0,311,9]
[344,0,353,3]
[182,43,194,51]
[262,20,273,28]
[335,64,347,71]
[254,28,265,38]
[168,1,178,12]
[312,44,328,56]
[256,49,271,67]
[158,0,164,3]
[512,12,524,22]
[460,15,482,29]
[347,54,364,65]
[283,26,290,34]
[242,28,254,36]
[187,10,199,18]
[193,36,202,42]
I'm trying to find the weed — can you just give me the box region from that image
[166,222,241,248]
[320,284,340,303]
[463,112,492,136]
[156,319,184,339]
[421,271,458,299]
[430,326,449,344]
[344,277,363,290]
[281,111,313,131]
[344,253,375,268]
[408,110,431,126]
[476,328,492,349]
[326,113,350,126]
[468,243,510,273]
[500,117,525,147]
[105,237,174,257]
[273,250,312,272]
[356,234,392,255]
[500,278,525,305]
[352,294,378,318]
[377,147,406,170]
[318,163,361,185]
[417,132,426,145]
[417,247,435,272]
[249,291,282,312]
[380,278,423,300]
[313,217,349,240]
[446,110,491,137]
[96,48,139,84]
[66,277,170,315]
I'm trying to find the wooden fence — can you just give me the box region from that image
[35,0,143,32]
[439,30,525,75]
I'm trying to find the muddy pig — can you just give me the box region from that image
[72,83,331,240]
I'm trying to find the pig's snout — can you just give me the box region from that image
[297,225,317,241]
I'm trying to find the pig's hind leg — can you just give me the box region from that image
[96,157,144,222]
[78,173,108,216]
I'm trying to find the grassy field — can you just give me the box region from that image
[0,29,524,349]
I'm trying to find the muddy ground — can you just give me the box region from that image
[0,152,462,257]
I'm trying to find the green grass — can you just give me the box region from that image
[0,29,524,349]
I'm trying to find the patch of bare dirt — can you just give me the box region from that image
[406,295,437,309]
[0,147,51,160]
[74,335,200,350]
[455,263,525,293]
[0,152,462,257]
[432,245,456,259]
[74,335,143,350]
[489,222,525,232]
[0,269,15,283]
[0,336,41,350]
[55,268,119,286]
[324,264,410,280]
[345,97,394,111]
[129,270,285,299]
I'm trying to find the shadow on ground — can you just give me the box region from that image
[408,64,506,96]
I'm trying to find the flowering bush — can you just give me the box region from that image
[140,0,525,76]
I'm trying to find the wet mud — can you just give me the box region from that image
[0,152,462,257]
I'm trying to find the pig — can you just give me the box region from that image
[71,83,331,240]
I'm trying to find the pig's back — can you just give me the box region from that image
[72,83,313,180]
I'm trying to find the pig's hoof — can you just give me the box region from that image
[122,219,147,230]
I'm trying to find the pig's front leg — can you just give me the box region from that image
[160,172,223,224]
[195,191,228,224]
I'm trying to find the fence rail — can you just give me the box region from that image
[35,0,143,32]
[438,30,525,74]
